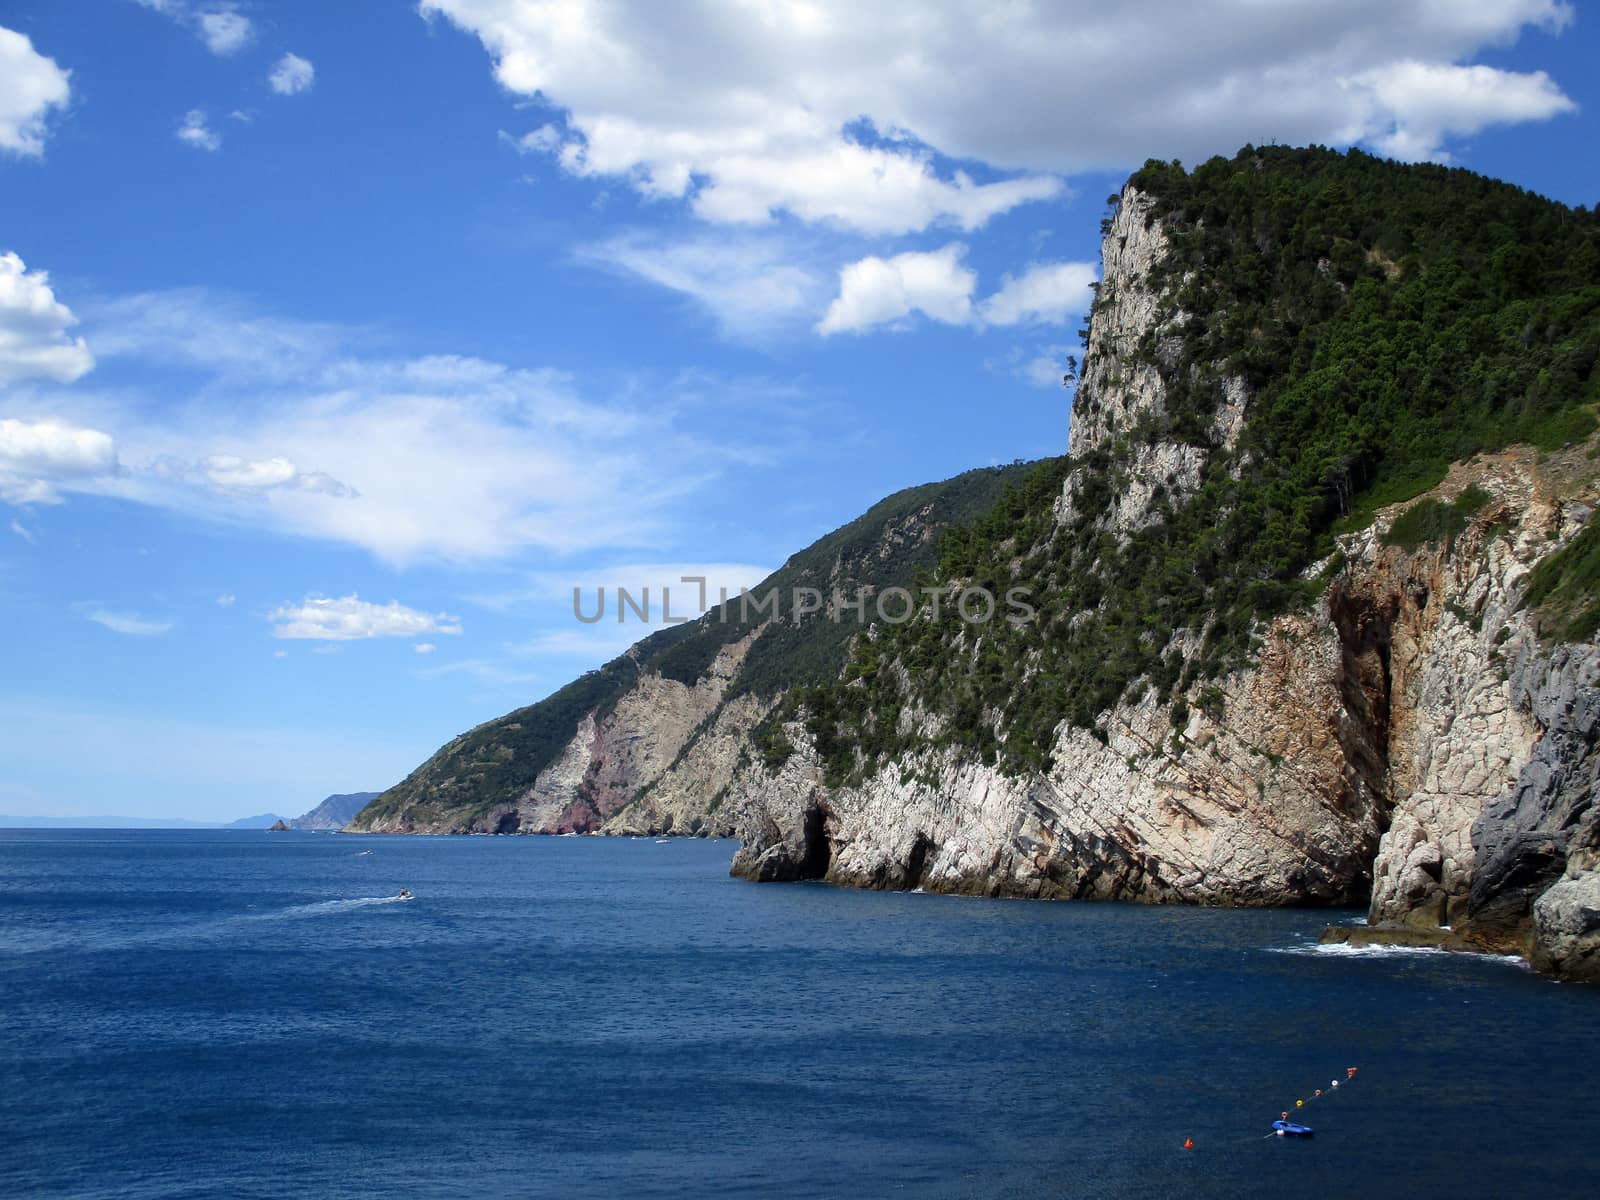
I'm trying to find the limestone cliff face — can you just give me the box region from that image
[726,183,1600,981]
[1059,187,1246,536]
[730,434,1599,980]
[355,632,765,836]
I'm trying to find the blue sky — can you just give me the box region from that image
[0,1,1595,820]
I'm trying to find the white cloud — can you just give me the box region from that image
[83,288,343,380]
[216,592,236,606]
[200,454,296,488]
[995,343,1082,390]
[197,453,353,496]
[9,518,34,543]
[413,642,437,654]
[978,262,1099,328]
[818,244,976,335]
[176,109,220,152]
[24,290,786,563]
[820,252,1099,336]
[196,8,252,56]
[1357,60,1576,160]
[268,53,315,96]
[0,417,118,505]
[421,1,1064,234]
[137,2,257,58]
[0,26,71,157]
[578,232,827,338]
[500,124,561,154]
[79,606,175,636]
[422,0,1577,231]
[269,595,464,642]
[0,252,94,385]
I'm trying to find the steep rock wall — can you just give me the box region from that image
[730,447,1600,981]
[726,183,1600,980]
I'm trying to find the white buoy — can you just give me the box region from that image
[1331,1080,1340,1088]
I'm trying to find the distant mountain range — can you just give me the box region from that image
[0,791,383,831]
[0,815,225,829]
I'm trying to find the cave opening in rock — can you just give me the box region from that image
[798,804,833,879]
[903,833,932,890]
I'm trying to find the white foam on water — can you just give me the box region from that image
[1268,941,1529,967]
[272,895,410,920]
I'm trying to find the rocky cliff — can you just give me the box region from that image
[351,146,1600,981]
[722,150,1600,981]
[726,441,1598,975]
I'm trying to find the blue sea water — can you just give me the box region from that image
[1,830,1597,1199]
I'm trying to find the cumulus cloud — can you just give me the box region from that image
[818,244,976,335]
[176,109,220,152]
[216,593,235,607]
[1356,60,1576,161]
[0,252,94,385]
[978,261,1100,328]
[413,642,437,655]
[196,8,252,56]
[421,0,1577,236]
[0,417,118,505]
[79,606,175,636]
[421,0,1067,234]
[268,595,463,641]
[0,26,71,157]
[268,53,315,96]
[136,2,255,58]
[817,249,1099,336]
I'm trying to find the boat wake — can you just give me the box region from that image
[270,895,412,920]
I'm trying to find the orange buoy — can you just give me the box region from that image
[1183,1137,1194,1150]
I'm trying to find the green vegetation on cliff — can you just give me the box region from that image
[1523,521,1600,641]
[802,145,1600,783]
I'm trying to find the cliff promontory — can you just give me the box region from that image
[351,147,1600,981]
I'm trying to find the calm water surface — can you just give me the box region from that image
[2,830,1596,1198]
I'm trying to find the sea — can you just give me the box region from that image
[2,830,1596,1199]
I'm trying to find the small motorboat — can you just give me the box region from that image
[1272,1120,1314,1137]
[397,888,412,901]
